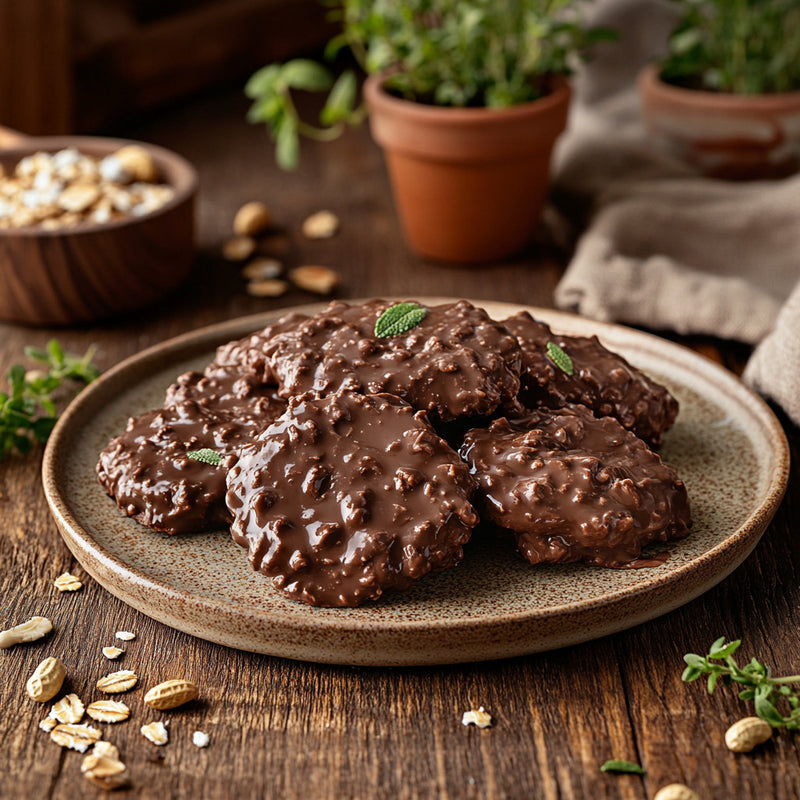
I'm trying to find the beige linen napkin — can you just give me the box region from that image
[551,0,800,426]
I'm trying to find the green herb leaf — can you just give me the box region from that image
[186,448,223,466]
[0,340,99,460]
[546,341,574,376]
[600,760,644,775]
[682,637,800,729]
[374,303,428,338]
[321,71,358,126]
[280,59,333,92]
[275,115,300,171]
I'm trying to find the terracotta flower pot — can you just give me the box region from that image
[639,64,800,179]
[364,74,570,263]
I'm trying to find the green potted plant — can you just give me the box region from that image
[245,0,609,262]
[639,0,800,179]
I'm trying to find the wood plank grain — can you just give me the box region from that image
[0,0,72,134]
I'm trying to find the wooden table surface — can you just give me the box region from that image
[1,87,798,800]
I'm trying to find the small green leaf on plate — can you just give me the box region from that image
[374,302,427,338]
[546,341,573,375]
[187,448,223,466]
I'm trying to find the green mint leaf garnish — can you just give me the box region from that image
[600,760,644,775]
[187,448,223,466]
[0,339,99,461]
[546,341,574,376]
[374,302,428,338]
[682,637,800,729]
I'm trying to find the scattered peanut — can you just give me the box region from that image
[233,201,271,236]
[242,257,283,281]
[114,145,159,183]
[144,679,199,710]
[54,572,83,592]
[0,616,52,648]
[115,631,135,642]
[81,741,131,790]
[26,656,67,702]
[246,278,289,298]
[653,785,701,800]
[50,693,85,724]
[96,670,138,694]
[50,722,101,753]
[724,716,772,753]
[102,646,124,660]
[140,720,169,746]
[223,235,257,262]
[461,707,492,728]
[289,265,340,295]
[301,210,339,239]
[86,700,131,723]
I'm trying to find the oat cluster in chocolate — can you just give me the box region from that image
[97,299,691,607]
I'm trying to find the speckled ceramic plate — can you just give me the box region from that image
[43,299,790,666]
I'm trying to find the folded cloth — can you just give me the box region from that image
[551,0,800,426]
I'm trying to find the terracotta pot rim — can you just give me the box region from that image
[364,72,571,126]
[639,63,800,110]
[0,135,198,240]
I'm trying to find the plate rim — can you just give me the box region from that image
[41,299,791,653]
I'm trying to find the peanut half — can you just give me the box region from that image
[114,145,159,183]
[144,679,199,710]
[223,235,257,262]
[653,785,701,800]
[247,278,289,298]
[233,201,271,236]
[724,716,772,753]
[242,257,283,281]
[289,265,340,295]
[26,656,67,702]
[301,210,339,239]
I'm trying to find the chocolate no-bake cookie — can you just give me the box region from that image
[226,391,479,606]
[503,311,678,446]
[460,405,691,568]
[98,370,287,535]
[260,300,523,421]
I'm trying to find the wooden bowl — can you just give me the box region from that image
[0,126,197,326]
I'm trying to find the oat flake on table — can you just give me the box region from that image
[193,730,210,748]
[141,720,169,746]
[461,707,492,728]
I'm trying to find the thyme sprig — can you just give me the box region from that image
[0,339,99,459]
[682,637,800,729]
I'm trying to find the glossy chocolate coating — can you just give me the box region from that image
[226,391,479,607]
[503,311,678,446]
[97,368,287,534]
[260,300,523,422]
[460,405,691,568]
[212,312,309,384]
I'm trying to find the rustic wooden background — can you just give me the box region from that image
[0,86,798,799]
